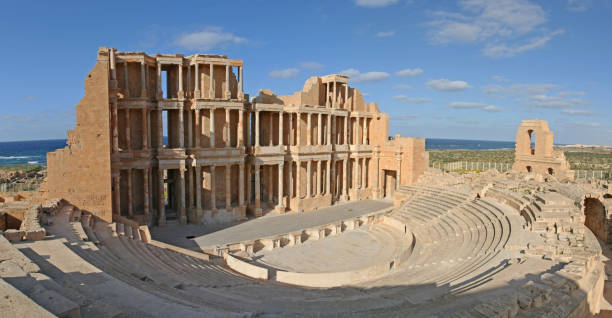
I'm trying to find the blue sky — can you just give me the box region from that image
[1,0,611,145]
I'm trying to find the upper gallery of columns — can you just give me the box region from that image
[252,74,380,114]
[110,49,245,102]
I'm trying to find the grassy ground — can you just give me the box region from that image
[0,164,45,173]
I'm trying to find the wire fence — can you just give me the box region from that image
[430,161,611,180]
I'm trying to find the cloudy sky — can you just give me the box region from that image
[1,0,611,145]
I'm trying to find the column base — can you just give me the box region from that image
[341,194,349,202]
[254,208,262,217]
[275,205,285,213]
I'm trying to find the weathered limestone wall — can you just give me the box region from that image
[46,48,113,222]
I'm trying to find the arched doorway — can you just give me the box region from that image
[528,129,535,155]
[584,197,607,241]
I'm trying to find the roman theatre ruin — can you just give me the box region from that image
[1,47,611,317]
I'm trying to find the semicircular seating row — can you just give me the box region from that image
[376,185,515,291]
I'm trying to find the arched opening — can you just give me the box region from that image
[584,197,607,241]
[528,129,535,155]
[547,168,554,175]
[526,166,532,173]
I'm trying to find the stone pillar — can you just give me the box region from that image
[317,113,322,145]
[277,163,284,211]
[342,159,348,200]
[396,149,402,189]
[127,169,133,217]
[330,159,335,198]
[210,166,216,211]
[187,64,191,95]
[178,108,184,148]
[225,165,231,210]
[246,162,251,205]
[194,109,200,148]
[353,158,359,191]
[225,108,231,148]
[333,81,337,108]
[326,82,331,107]
[239,162,245,206]
[158,169,165,225]
[186,110,192,148]
[123,61,130,98]
[238,65,244,100]
[296,112,301,146]
[209,63,214,98]
[195,166,202,210]
[344,115,348,145]
[194,61,200,98]
[268,165,274,203]
[374,147,380,198]
[279,111,284,146]
[317,160,322,195]
[112,174,120,215]
[363,117,368,145]
[157,110,163,148]
[156,62,162,99]
[238,109,244,147]
[362,158,367,189]
[125,109,131,150]
[142,109,148,150]
[307,113,312,146]
[307,160,312,197]
[327,114,331,145]
[356,116,361,145]
[296,161,302,199]
[225,64,231,99]
[269,112,273,146]
[147,110,151,148]
[210,108,216,148]
[110,49,117,83]
[140,61,147,97]
[326,160,331,195]
[288,113,293,146]
[255,111,260,147]
[179,168,186,224]
[178,64,184,99]
[344,84,349,109]
[288,161,293,199]
[188,166,194,208]
[112,102,119,152]
[254,164,261,214]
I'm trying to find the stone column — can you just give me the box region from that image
[268,165,274,203]
[147,110,151,148]
[326,82,331,107]
[194,61,200,98]
[179,168,186,224]
[333,81,337,108]
[178,108,184,148]
[188,166,194,208]
[127,169,133,217]
[210,108,216,148]
[186,110,192,148]
[317,113,322,145]
[238,109,244,147]
[255,111,260,147]
[356,116,361,145]
[195,166,202,210]
[178,64,184,99]
[362,158,367,189]
[307,113,312,146]
[124,62,130,98]
[246,162,251,205]
[225,64,231,99]
[157,110,163,148]
[110,49,117,83]
[254,164,261,213]
[210,166,216,211]
[194,109,200,148]
[277,163,284,210]
[288,113,293,146]
[156,62,162,99]
[326,160,331,195]
[363,117,368,145]
[279,111,284,146]
[225,164,231,210]
[396,149,402,189]
[344,84,349,109]
[140,61,147,97]
[125,109,131,150]
[187,64,191,95]
[112,174,120,215]
[112,102,119,152]
[317,160,322,195]
[158,169,165,225]
[209,63,214,98]
[327,114,331,145]
[296,113,301,146]
[344,115,348,145]
[330,159,335,198]
[239,162,245,207]
[142,109,148,150]
[238,65,244,100]
[342,159,348,200]
[306,160,312,197]
[296,161,302,199]
[288,161,293,199]
[353,158,359,191]
[225,108,231,148]
[374,147,380,198]
[269,112,273,146]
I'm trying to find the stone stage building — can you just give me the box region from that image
[46,47,428,226]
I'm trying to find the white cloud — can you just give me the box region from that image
[354,0,398,8]
[562,109,596,115]
[426,0,559,58]
[427,78,472,92]
[299,61,325,69]
[482,83,560,96]
[340,68,390,83]
[528,94,589,108]
[393,84,413,90]
[396,68,424,77]
[567,0,592,12]
[483,30,564,58]
[483,82,593,109]
[269,68,300,79]
[376,30,396,37]
[491,75,509,82]
[393,95,432,103]
[449,101,502,112]
[175,26,246,51]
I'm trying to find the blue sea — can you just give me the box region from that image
[0,138,519,166]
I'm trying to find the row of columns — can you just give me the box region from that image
[325,81,349,108]
[112,168,153,220]
[112,108,151,152]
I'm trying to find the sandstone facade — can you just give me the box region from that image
[512,120,574,180]
[46,47,427,225]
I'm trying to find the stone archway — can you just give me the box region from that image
[583,196,608,242]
